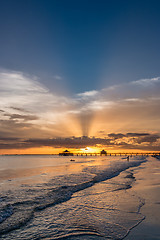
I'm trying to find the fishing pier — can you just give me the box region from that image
[59,150,160,157]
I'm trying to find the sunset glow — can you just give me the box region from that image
[0,2,160,240]
[0,70,159,154]
[0,1,160,155]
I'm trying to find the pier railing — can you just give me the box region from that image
[59,152,160,156]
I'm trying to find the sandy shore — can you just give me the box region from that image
[124,156,160,240]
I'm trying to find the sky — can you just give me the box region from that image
[0,0,160,153]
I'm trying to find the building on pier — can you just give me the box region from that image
[100,149,107,155]
[59,150,73,156]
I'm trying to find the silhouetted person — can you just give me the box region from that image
[127,156,129,162]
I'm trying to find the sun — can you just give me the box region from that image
[80,146,100,153]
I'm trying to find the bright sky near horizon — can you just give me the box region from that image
[0,0,160,153]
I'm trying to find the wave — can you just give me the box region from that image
[0,157,146,238]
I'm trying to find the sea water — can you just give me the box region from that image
[0,155,147,239]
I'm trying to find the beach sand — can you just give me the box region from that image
[124,156,160,240]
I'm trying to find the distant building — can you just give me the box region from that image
[59,150,73,156]
[100,149,107,155]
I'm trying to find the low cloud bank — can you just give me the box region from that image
[0,133,159,151]
[0,70,160,151]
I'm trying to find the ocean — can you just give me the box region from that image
[0,155,156,239]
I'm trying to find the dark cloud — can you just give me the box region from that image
[0,133,159,151]
[126,133,150,137]
[115,143,160,152]
[0,118,40,140]
[4,113,38,121]
[10,107,30,113]
[0,118,33,129]
[0,109,40,140]
[136,135,160,144]
[0,137,20,141]
[99,131,105,133]
[108,132,151,139]
[0,110,5,113]
[0,136,112,149]
[24,136,113,149]
[98,130,107,136]
[108,133,125,139]
[0,142,27,149]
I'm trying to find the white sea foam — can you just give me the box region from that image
[0,156,146,239]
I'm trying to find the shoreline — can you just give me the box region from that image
[124,156,160,240]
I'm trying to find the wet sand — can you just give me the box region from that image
[125,156,160,240]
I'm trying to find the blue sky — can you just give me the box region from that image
[0,0,160,152]
[0,0,160,93]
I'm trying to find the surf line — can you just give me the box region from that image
[0,159,146,236]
